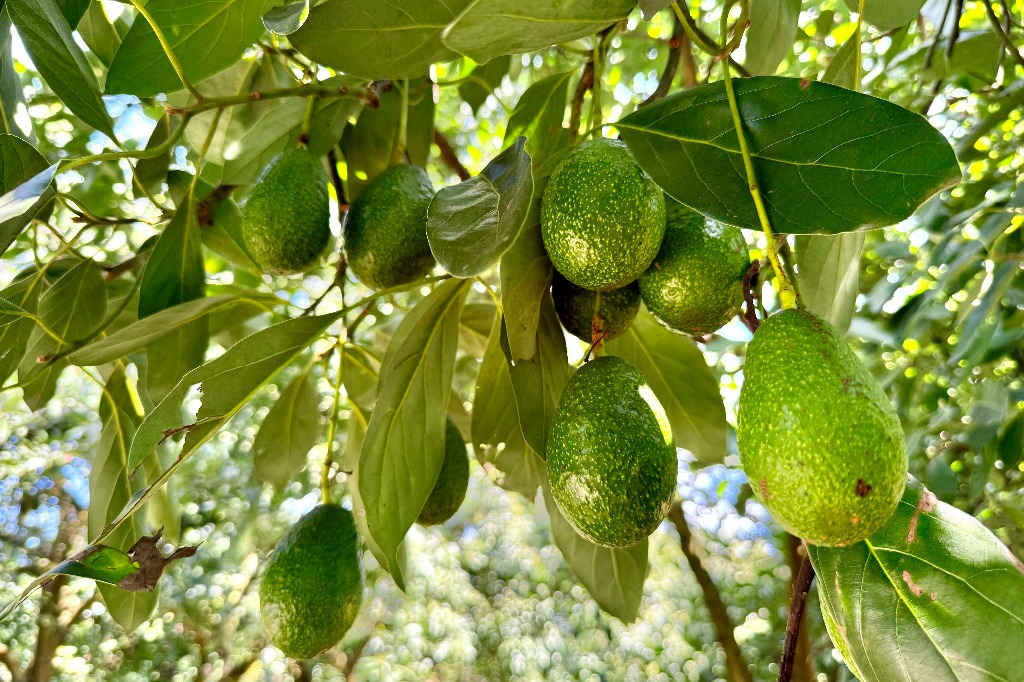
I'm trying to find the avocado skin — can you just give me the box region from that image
[737,309,907,547]
[344,164,436,290]
[243,149,331,275]
[541,138,666,291]
[547,356,677,548]
[259,504,363,659]
[418,418,470,526]
[639,198,749,336]
[552,271,640,343]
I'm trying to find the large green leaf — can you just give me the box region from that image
[78,1,122,69]
[289,0,466,80]
[0,274,43,384]
[508,293,569,458]
[105,0,271,97]
[341,343,380,415]
[252,371,321,491]
[543,482,648,622]
[843,0,925,31]
[499,222,552,362]
[19,260,108,410]
[616,76,962,235]
[796,232,865,335]
[809,476,1024,681]
[504,71,574,168]
[427,136,533,278]
[7,0,116,138]
[604,309,726,464]
[744,0,800,76]
[442,0,635,65]
[358,279,469,591]
[0,135,54,257]
[471,314,543,500]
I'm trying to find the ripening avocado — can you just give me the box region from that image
[418,418,470,526]
[552,271,640,344]
[260,504,363,659]
[639,198,749,336]
[541,138,666,291]
[547,356,677,547]
[243,149,331,274]
[344,164,436,290]
[737,309,908,546]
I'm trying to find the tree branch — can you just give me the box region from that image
[786,535,815,682]
[779,551,816,682]
[641,15,684,106]
[668,502,753,682]
[982,0,1024,69]
[568,60,595,144]
[432,129,471,181]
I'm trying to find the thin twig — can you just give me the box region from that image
[983,0,1024,68]
[778,553,815,682]
[641,14,684,106]
[569,61,596,144]
[433,129,471,180]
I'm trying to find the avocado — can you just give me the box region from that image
[260,504,363,659]
[547,356,677,547]
[552,271,640,344]
[418,418,470,526]
[541,138,666,291]
[737,309,907,546]
[344,164,436,290]
[639,198,749,335]
[243,149,331,274]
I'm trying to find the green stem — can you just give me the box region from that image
[61,117,191,171]
[322,347,345,505]
[855,0,866,90]
[588,36,605,129]
[127,0,202,101]
[671,1,722,56]
[300,96,316,145]
[395,79,410,166]
[720,63,797,310]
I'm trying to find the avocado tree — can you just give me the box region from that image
[1,0,1023,680]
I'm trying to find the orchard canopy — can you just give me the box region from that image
[1,0,1023,680]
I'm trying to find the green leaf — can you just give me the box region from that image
[0,295,27,329]
[442,0,635,65]
[471,314,543,500]
[358,279,470,591]
[252,371,321,491]
[638,0,672,20]
[0,274,43,384]
[508,293,569,457]
[19,260,108,410]
[504,71,574,168]
[263,0,308,34]
[341,78,435,200]
[69,295,276,366]
[105,0,271,97]
[78,0,122,68]
[98,585,158,634]
[808,475,1024,681]
[289,0,465,79]
[542,482,648,622]
[127,311,340,473]
[342,343,380,415]
[604,310,726,464]
[822,35,858,89]
[744,0,800,76]
[0,135,55,257]
[6,0,116,139]
[1,9,27,139]
[134,115,175,194]
[427,136,534,278]
[139,202,206,318]
[200,198,264,276]
[843,0,925,31]
[458,55,510,112]
[499,221,552,362]
[795,232,865,335]
[616,76,962,235]
[54,0,88,26]
[222,100,305,185]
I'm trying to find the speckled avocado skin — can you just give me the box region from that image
[639,198,749,336]
[344,164,435,290]
[552,271,640,343]
[547,356,677,548]
[418,418,470,526]
[541,138,666,291]
[737,309,907,547]
[259,504,363,659]
[243,149,331,275]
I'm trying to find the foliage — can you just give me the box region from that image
[0,0,1023,680]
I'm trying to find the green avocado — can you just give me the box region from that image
[541,138,666,291]
[737,309,908,546]
[260,504,363,659]
[418,418,470,526]
[243,149,331,274]
[639,198,749,336]
[547,356,677,548]
[344,164,436,290]
[552,271,640,343]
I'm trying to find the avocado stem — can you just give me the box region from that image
[322,345,346,505]
[720,62,798,311]
[394,79,410,167]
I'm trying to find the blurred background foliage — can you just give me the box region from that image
[1,0,1022,679]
